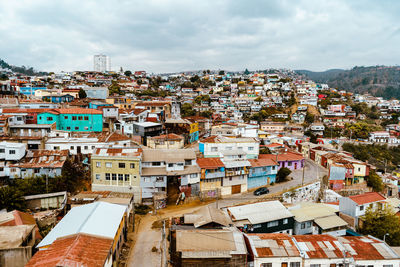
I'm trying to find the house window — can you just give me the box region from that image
[301,223,306,229]
[84,116,89,120]
[70,146,74,150]
[95,174,100,180]
[78,116,83,120]
[64,116,68,119]
[72,116,77,120]
[105,173,110,180]
[288,162,292,166]
[190,173,197,178]
[290,263,300,267]
[75,127,79,130]
[118,174,123,181]
[96,162,101,168]
[283,218,288,224]
[0,149,4,153]
[124,174,130,181]
[47,117,53,121]
[248,146,254,151]
[152,162,161,166]
[267,221,278,227]
[84,146,88,150]
[84,127,89,130]
[310,265,321,267]
[92,146,95,149]
[119,163,126,168]
[106,162,112,168]
[211,147,218,152]
[185,159,192,166]
[112,173,117,180]
[156,177,164,182]
[67,127,71,130]
[9,150,15,154]
[54,146,60,150]
[34,169,40,174]
[169,141,174,145]
[360,205,364,211]
[130,163,135,169]
[306,221,312,227]
[168,163,173,167]
[260,264,272,267]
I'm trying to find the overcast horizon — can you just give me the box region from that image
[1,0,399,73]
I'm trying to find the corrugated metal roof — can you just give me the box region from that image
[142,148,196,162]
[223,160,251,168]
[176,229,236,252]
[314,215,348,230]
[289,202,338,222]
[37,201,126,248]
[227,201,293,224]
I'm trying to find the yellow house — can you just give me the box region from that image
[91,147,142,201]
[147,133,184,149]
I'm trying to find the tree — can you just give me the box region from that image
[360,207,400,246]
[276,167,291,183]
[305,112,315,124]
[200,110,213,118]
[181,103,196,117]
[366,170,384,192]
[124,70,132,76]
[260,147,271,154]
[254,96,263,103]
[78,89,87,99]
[0,186,26,211]
[218,70,225,76]
[244,68,250,75]
[59,159,87,194]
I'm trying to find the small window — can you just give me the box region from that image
[306,221,312,227]
[267,221,278,227]
[288,162,292,166]
[75,126,79,130]
[70,146,74,150]
[92,146,95,149]
[78,116,83,120]
[95,174,100,180]
[290,263,300,267]
[112,173,117,180]
[168,163,173,167]
[34,169,40,174]
[72,116,77,120]
[67,127,71,130]
[84,127,89,130]
[118,174,123,181]
[124,174,130,181]
[360,205,364,211]
[283,218,288,224]
[0,149,5,153]
[119,163,126,168]
[47,117,53,121]
[84,146,88,150]
[106,162,112,168]
[301,223,306,229]
[211,147,218,152]
[248,146,254,151]
[152,162,161,166]
[54,146,60,150]
[130,163,135,169]
[260,264,272,267]
[96,162,101,168]
[105,173,110,180]
[64,116,68,119]
[9,150,15,154]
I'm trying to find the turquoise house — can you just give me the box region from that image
[37,108,103,132]
[247,158,278,189]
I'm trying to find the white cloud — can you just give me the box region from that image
[0,0,399,73]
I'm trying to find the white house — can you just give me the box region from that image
[0,142,26,161]
[200,135,260,159]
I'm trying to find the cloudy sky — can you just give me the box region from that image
[1,0,399,73]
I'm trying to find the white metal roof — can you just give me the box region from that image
[37,201,126,248]
[227,201,293,224]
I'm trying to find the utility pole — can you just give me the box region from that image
[162,220,168,267]
[301,161,305,187]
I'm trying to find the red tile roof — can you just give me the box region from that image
[196,158,225,169]
[248,158,278,167]
[259,151,304,162]
[2,108,53,114]
[26,233,113,267]
[349,192,386,205]
[39,108,102,115]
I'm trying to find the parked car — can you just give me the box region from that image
[253,187,269,196]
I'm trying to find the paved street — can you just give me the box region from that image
[211,159,327,208]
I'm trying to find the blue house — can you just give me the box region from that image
[37,108,103,132]
[247,158,279,189]
[19,87,47,96]
[42,94,74,103]
[88,101,113,109]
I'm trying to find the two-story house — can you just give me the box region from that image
[247,158,278,189]
[196,158,225,196]
[199,135,260,159]
[226,201,294,234]
[91,147,142,200]
[339,192,387,227]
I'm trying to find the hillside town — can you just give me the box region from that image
[1,66,400,267]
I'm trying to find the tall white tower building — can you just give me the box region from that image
[93,54,110,72]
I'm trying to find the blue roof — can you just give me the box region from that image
[37,201,126,248]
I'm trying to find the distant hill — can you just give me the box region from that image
[296,66,400,100]
[0,58,48,76]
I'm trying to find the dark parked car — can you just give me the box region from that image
[253,187,269,196]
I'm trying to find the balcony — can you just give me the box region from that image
[205,171,225,179]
